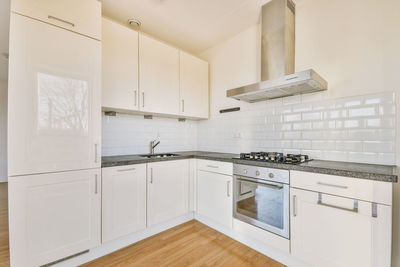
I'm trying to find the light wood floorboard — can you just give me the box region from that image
[0,183,9,267]
[81,220,285,267]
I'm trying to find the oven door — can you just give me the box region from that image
[233,175,290,239]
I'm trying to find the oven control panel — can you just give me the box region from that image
[233,164,290,184]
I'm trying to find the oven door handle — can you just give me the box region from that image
[237,177,284,190]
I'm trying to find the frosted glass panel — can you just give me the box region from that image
[38,72,89,134]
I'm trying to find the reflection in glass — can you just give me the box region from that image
[38,73,89,134]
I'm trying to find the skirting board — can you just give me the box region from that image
[54,212,309,267]
[54,212,195,267]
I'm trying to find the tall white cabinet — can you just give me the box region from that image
[8,1,102,266]
[8,13,101,176]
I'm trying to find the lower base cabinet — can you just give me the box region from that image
[102,164,146,243]
[8,169,101,267]
[197,170,233,228]
[147,160,189,226]
[290,188,391,267]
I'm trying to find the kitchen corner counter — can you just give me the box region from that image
[102,151,398,183]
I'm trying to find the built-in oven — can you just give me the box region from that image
[233,164,290,239]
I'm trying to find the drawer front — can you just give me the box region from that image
[290,170,392,205]
[197,159,233,176]
[11,0,101,40]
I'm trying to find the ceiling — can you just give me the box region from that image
[0,0,10,81]
[102,0,266,54]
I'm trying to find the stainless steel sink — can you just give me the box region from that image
[139,153,179,159]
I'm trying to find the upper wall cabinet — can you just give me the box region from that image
[102,18,139,111]
[11,0,101,40]
[139,34,180,115]
[8,13,101,176]
[179,51,209,118]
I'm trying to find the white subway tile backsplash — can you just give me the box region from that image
[102,92,396,166]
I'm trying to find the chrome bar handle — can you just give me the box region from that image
[48,15,75,27]
[142,92,145,107]
[227,181,230,197]
[95,174,98,194]
[206,165,219,169]
[150,168,153,184]
[94,143,99,163]
[317,192,358,213]
[292,195,297,217]
[317,182,348,189]
[117,168,136,172]
[134,90,137,106]
[372,202,378,218]
[182,99,185,112]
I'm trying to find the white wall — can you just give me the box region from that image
[0,79,7,182]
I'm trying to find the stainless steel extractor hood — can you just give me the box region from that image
[226,0,327,103]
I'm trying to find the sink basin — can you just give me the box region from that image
[139,153,179,159]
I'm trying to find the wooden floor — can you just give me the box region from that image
[0,183,9,267]
[82,220,285,267]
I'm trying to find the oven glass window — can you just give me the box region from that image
[236,178,284,229]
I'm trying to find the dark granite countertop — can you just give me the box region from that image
[102,151,398,183]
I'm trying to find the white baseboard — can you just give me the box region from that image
[54,212,194,267]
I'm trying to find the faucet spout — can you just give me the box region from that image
[150,140,160,154]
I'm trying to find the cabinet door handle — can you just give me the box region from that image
[206,165,219,169]
[317,182,348,189]
[227,181,230,197]
[117,168,136,172]
[48,15,75,27]
[150,168,153,184]
[134,90,137,106]
[142,92,145,107]
[95,174,98,194]
[317,192,358,213]
[292,195,297,217]
[182,99,185,112]
[94,143,99,163]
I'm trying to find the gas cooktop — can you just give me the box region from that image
[235,152,311,165]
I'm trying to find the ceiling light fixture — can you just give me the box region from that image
[128,18,141,27]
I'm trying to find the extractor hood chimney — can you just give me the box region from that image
[226,0,327,102]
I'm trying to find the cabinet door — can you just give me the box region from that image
[8,169,101,267]
[139,34,180,115]
[147,160,189,226]
[102,18,139,111]
[179,51,209,118]
[102,164,146,243]
[11,0,101,40]
[197,170,233,228]
[290,188,391,267]
[8,14,101,176]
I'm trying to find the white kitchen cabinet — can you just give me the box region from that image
[11,0,101,40]
[8,169,101,267]
[139,34,180,115]
[179,51,209,118]
[102,164,146,243]
[147,160,189,226]
[290,188,392,267]
[102,17,139,111]
[8,13,101,176]
[197,170,233,228]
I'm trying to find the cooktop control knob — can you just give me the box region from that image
[255,171,260,176]
[269,173,274,178]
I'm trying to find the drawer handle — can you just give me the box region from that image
[117,168,136,172]
[317,182,348,189]
[317,192,358,213]
[206,165,219,169]
[48,15,75,27]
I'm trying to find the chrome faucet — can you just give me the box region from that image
[150,140,160,154]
